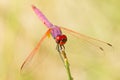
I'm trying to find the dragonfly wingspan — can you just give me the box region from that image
[20,29,51,70]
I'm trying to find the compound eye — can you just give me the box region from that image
[55,35,67,45]
[62,38,67,43]
[59,35,67,45]
[55,36,61,44]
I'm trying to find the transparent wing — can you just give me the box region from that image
[20,29,50,70]
[60,27,113,54]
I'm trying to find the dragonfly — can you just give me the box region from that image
[20,5,112,70]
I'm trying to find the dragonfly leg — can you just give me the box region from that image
[62,45,65,51]
[56,44,65,52]
[56,44,60,52]
[56,44,67,63]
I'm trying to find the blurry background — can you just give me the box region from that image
[0,0,120,80]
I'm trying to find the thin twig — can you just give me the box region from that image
[58,48,73,80]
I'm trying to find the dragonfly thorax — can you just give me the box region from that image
[55,35,67,45]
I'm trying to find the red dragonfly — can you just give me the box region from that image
[20,5,112,70]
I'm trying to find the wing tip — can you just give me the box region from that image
[107,43,112,47]
[99,47,104,51]
[21,65,23,70]
[20,63,24,71]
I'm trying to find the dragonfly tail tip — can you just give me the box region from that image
[31,5,36,9]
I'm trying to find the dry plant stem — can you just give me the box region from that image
[59,50,73,80]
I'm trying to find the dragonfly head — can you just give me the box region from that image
[55,35,67,46]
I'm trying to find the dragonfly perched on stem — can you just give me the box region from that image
[20,5,112,73]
